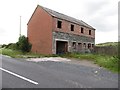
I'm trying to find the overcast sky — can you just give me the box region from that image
[0,0,118,44]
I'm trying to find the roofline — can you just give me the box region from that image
[39,5,95,30]
[27,5,54,25]
[38,5,54,18]
[52,16,95,30]
[27,5,39,25]
[27,5,96,30]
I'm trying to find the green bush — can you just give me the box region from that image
[1,44,7,48]
[2,43,17,50]
[7,43,17,50]
[16,35,32,52]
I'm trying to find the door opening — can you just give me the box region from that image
[56,41,68,54]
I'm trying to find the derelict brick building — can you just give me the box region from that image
[27,5,95,55]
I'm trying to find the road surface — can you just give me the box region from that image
[0,55,118,88]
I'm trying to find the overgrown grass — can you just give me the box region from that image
[96,42,118,46]
[0,48,43,58]
[61,53,119,73]
[0,48,119,73]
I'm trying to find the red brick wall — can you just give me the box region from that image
[52,18,95,38]
[27,6,53,55]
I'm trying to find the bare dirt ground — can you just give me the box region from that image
[66,58,100,68]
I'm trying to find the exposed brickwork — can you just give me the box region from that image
[27,5,95,55]
[27,6,53,55]
[53,18,95,38]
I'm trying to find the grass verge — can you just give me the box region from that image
[0,48,119,73]
[61,53,119,73]
[0,48,43,58]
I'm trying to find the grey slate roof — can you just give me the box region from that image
[40,5,95,30]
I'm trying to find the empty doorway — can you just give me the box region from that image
[56,41,68,54]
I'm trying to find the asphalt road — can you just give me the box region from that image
[0,55,118,88]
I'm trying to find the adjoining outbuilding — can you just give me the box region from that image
[27,5,95,55]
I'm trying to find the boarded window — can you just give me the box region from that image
[83,43,86,48]
[78,43,82,51]
[71,24,74,31]
[57,20,62,29]
[72,42,76,49]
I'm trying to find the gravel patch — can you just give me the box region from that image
[26,57,100,68]
[26,57,71,62]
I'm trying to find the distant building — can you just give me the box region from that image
[27,5,95,55]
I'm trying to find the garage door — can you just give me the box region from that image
[56,41,68,54]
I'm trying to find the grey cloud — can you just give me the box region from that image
[89,15,117,32]
[82,0,118,33]
[83,0,109,15]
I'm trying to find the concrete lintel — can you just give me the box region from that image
[55,39,69,42]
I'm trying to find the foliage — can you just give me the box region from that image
[16,35,32,52]
[1,44,119,73]
[96,42,118,46]
[1,44,7,48]
[0,48,42,58]
[6,43,17,50]
[95,42,118,56]
[61,53,119,73]
[1,40,119,73]
[118,42,120,59]
[0,49,22,58]
[1,36,32,52]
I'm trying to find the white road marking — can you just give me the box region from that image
[0,67,38,85]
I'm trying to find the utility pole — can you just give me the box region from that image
[19,16,21,37]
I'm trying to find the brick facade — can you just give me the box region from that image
[27,5,95,55]
[27,5,53,54]
[53,18,95,38]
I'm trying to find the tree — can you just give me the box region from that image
[1,44,7,48]
[16,35,32,52]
